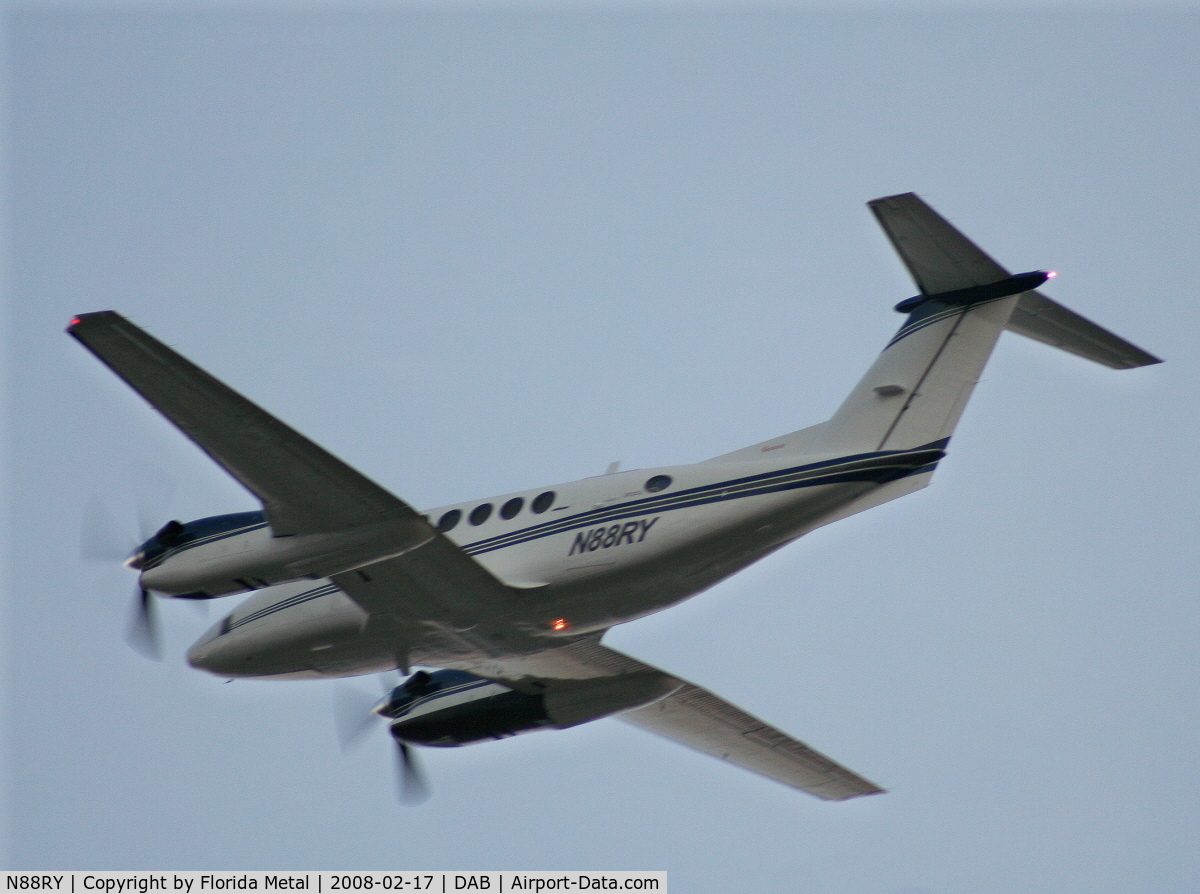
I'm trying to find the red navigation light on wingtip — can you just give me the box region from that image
[69,317,82,327]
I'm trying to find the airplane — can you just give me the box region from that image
[69,193,1159,803]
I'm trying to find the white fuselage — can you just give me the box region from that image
[184,440,940,680]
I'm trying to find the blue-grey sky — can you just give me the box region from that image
[6,4,1200,892]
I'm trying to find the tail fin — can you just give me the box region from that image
[813,193,1159,456]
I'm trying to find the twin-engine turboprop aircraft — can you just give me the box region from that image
[70,193,1159,802]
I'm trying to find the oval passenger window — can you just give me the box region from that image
[531,491,555,513]
[469,503,493,526]
[437,509,461,532]
[645,475,672,493]
[501,497,524,520]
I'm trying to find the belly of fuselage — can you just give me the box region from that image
[189,477,873,679]
[505,477,879,631]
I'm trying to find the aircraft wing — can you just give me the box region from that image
[69,310,556,659]
[467,640,884,801]
[67,311,427,539]
[328,539,543,662]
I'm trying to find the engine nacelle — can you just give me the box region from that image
[380,669,678,748]
[133,511,430,599]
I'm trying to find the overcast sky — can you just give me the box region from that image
[5,3,1200,892]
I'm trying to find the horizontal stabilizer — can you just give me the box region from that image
[869,192,1010,294]
[815,193,1161,458]
[1008,290,1161,369]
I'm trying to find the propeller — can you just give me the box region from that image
[395,741,430,805]
[334,675,432,805]
[333,680,384,751]
[125,584,161,661]
[81,490,174,661]
[81,459,177,562]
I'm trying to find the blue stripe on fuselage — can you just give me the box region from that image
[226,582,339,632]
[216,439,948,631]
[886,294,1010,349]
[460,439,948,556]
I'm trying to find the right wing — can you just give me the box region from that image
[618,680,884,801]
[465,640,884,801]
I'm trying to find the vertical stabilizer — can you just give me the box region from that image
[813,193,1025,455]
[709,193,1158,469]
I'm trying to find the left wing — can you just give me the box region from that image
[70,311,545,654]
[329,538,547,663]
[465,640,883,801]
[68,311,427,539]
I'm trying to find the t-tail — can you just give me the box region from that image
[807,192,1160,461]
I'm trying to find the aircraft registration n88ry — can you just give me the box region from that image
[69,193,1159,803]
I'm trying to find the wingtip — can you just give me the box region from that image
[867,191,920,207]
[66,310,118,332]
[1124,355,1165,369]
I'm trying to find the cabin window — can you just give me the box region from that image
[437,509,462,532]
[531,491,555,513]
[645,475,672,493]
[501,497,524,520]
[469,503,493,525]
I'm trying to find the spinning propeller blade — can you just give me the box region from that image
[125,585,161,661]
[333,682,383,752]
[334,674,432,805]
[395,741,431,805]
[81,481,177,660]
